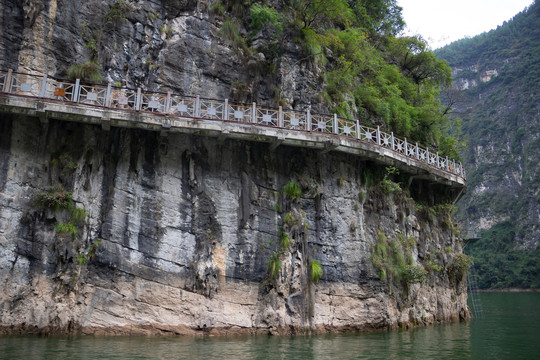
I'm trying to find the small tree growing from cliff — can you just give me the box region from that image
[448,253,473,284]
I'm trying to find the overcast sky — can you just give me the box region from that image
[397,0,535,49]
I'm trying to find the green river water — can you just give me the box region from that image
[1,292,538,359]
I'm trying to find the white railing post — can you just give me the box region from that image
[0,69,467,183]
[105,83,112,107]
[165,91,171,113]
[73,79,80,102]
[251,102,257,123]
[39,75,48,98]
[404,138,408,156]
[4,69,13,92]
[135,87,142,111]
[194,95,200,117]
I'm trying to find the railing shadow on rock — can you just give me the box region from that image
[0,69,465,181]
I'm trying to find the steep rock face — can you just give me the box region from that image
[0,115,468,334]
[0,0,322,111]
[436,3,540,250]
[0,0,469,333]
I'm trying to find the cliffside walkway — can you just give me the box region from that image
[0,69,465,187]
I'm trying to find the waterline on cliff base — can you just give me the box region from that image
[1,293,538,360]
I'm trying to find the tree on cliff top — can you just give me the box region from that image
[219,0,461,157]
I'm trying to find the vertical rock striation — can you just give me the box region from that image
[0,115,468,335]
[0,0,469,335]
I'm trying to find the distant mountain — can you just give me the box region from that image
[436,0,540,288]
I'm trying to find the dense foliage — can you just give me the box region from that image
[218,0,462,157]
[437,1,540,289]
[465,222,540,289]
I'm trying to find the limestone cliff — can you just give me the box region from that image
[0,113,468,335]
[0,0,469,334]
[436,3,540,252]
[0,0,322,111]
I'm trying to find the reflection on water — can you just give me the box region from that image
[0,323,472,360]
[470,292,540,360]
[1,293,538,360]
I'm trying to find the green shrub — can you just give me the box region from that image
[105,0,131,25]
[85,38,98,61]
[278,231,291,248]
[282,212,298,226]
[380,178,401,194]
[402,265,427,284]
[424,254,444,273]
[284,180,302,200]
[220,19,245,50]
[71,207,86,225]
[358,189,366,203]
[76,253,88,265]
[398,234,417,252]
[394,249,406,267]
[449,253,473,280]
[250,3,282,35]
[362,167,379,187]
[301,28,326,66]
[371,230,424,285]
[87,238,101,262]
[310,260,323,282]
[380,166,402,194]
[416,203,436,223]
[268,253,281,278]
[35,185,74,212]
[55,222,78,238]
[210,1,225,16]
[67,61,103,83]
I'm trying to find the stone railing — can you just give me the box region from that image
[0,69,465,181]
